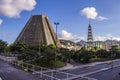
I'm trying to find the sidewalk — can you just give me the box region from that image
[58,59,120,70]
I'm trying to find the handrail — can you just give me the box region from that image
[0,55,97,80]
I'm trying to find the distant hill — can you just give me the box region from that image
[60,39,76,45]
[60,39,82,50]
[76,40,86,46]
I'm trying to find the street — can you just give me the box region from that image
[33,59,120,80]
[86,67,120,80]
[0,60,40,80]
[0,58,120,80]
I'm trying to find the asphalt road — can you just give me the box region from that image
[64,60,120,75]
[42,59,120,80]
[0,57,120,80]
[0,60,40,80]
[86,67,120,80]
[63,59,120,80]
[30,59,120,80]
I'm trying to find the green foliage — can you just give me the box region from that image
[9,42,26,53]
[56,60,65,67]
[71,50,81,62]
[27,44,40,51]
[0,40,8,53]
[80,47,91,63]
[48,44,56,49]
[7,41,120,68]
[18,48,38,61]
[30,58,55,68]
[17,44,57,68]
[59,48,72,63]
[110,45,120,58]
[90,58,109,62]
[96,49,110,58]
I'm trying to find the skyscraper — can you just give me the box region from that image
[15,14,61,47]
[87,24,94,49]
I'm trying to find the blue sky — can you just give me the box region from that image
[0,0,120,44]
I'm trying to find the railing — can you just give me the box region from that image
[10,61,76,80]
[0,55,97,80]
[10,61,98,80]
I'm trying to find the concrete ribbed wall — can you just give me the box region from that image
[15,14,61,47]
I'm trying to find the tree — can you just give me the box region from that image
[96,49,109,58]
[0,40,8,53]
[9,42,26,54]
[116,48,120,58]
[80,47,91,63]
[71,50,81,62]
[30,44,56,68]
[59,47,76,63]
[110,45,120,58]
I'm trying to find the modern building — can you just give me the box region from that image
[94,41,106,50]
[105,40,120,51]
[15,14,61,47]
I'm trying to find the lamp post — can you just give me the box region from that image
[111,37,113,69]
[54,22,59,69]
[38,38,41,56]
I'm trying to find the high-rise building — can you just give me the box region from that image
[15,14,61,47]
[87,24,94,49]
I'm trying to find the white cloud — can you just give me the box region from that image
[59,30,74,40]
[81,7,98,19]
[94,34,120,41]
[94,36,107,41]
[97,16,108,21]
[0,19,3,25]
[81,7,108,21]
[72,37,85,42]
[112,37,120,41]
[0,0,36,18]
[59,30,120,42]
[59,30,85,42]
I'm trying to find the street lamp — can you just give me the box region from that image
[54,22,59,69]
[110,37,113,68]
[39,36,41,56]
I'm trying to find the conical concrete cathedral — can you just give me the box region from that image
[15,14,61,47]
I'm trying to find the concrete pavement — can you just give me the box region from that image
[0,60,40,80]
[58,59,120,71]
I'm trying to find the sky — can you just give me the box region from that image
[0,0,120,44]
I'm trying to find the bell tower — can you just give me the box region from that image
[87,24,94,49]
